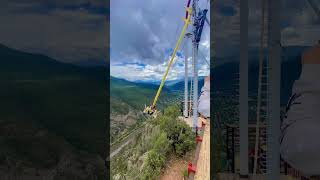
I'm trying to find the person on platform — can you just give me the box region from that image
[280,42,320,176]
[198,75,210,119]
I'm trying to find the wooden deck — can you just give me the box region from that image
[180,116,210,180]
[217,173,299,180]
[194,118,210,180]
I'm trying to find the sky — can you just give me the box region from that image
[213,0,320,60]
[0,0,319,80]
[0,0,107,65]
[111,0,320,82]
[110,0,210,82]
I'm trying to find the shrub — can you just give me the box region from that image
[142,149,166,179]
[159,105,196,156]
[163,104,180,119]
[112,104,196,179]
[153,132,170,155]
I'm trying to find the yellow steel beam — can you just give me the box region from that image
[152,7,192,107]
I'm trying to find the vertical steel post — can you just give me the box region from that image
[267,0,281,179]
[240,0,249,177]
[192,0,199,131]
[192,44,198,130]
[254,0,267,174]
[184,35,189,118]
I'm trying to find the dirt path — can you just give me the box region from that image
[160,157,188,180]
[160,151,194,180]
[109,125,144,159]
[110,119,148,159]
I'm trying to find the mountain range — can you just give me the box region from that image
[114,44,306,106]
[0,44,106,178]
[213,46,308,105]
[0,42,308,178]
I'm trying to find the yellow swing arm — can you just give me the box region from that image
[151,7,192,108]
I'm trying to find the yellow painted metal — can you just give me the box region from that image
[151,7,192,108]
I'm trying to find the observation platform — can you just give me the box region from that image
[216,173,299,180]
[179,116,210,180]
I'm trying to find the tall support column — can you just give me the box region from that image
[239,0,248,177]
[189,70,193,117]
[253,0,267,174]
[267,0,281,179]
[184,35,189,118]
[192,0,199,131]
[192,42,198,130]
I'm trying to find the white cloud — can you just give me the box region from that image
[110,0,210,81]
[111,53,210,82]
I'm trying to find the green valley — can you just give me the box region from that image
[0,44,106,179]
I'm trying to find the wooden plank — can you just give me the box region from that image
[217,173,299,180]
[194,118,210,180]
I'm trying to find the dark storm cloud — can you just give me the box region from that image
[213,0,320,61]
[0,0,107,64]
[281,0,320,46]
[213,0,240,58]
[110,0,210,81]
[110,0,210,65]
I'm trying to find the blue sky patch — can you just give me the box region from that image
[113,62,146,68]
